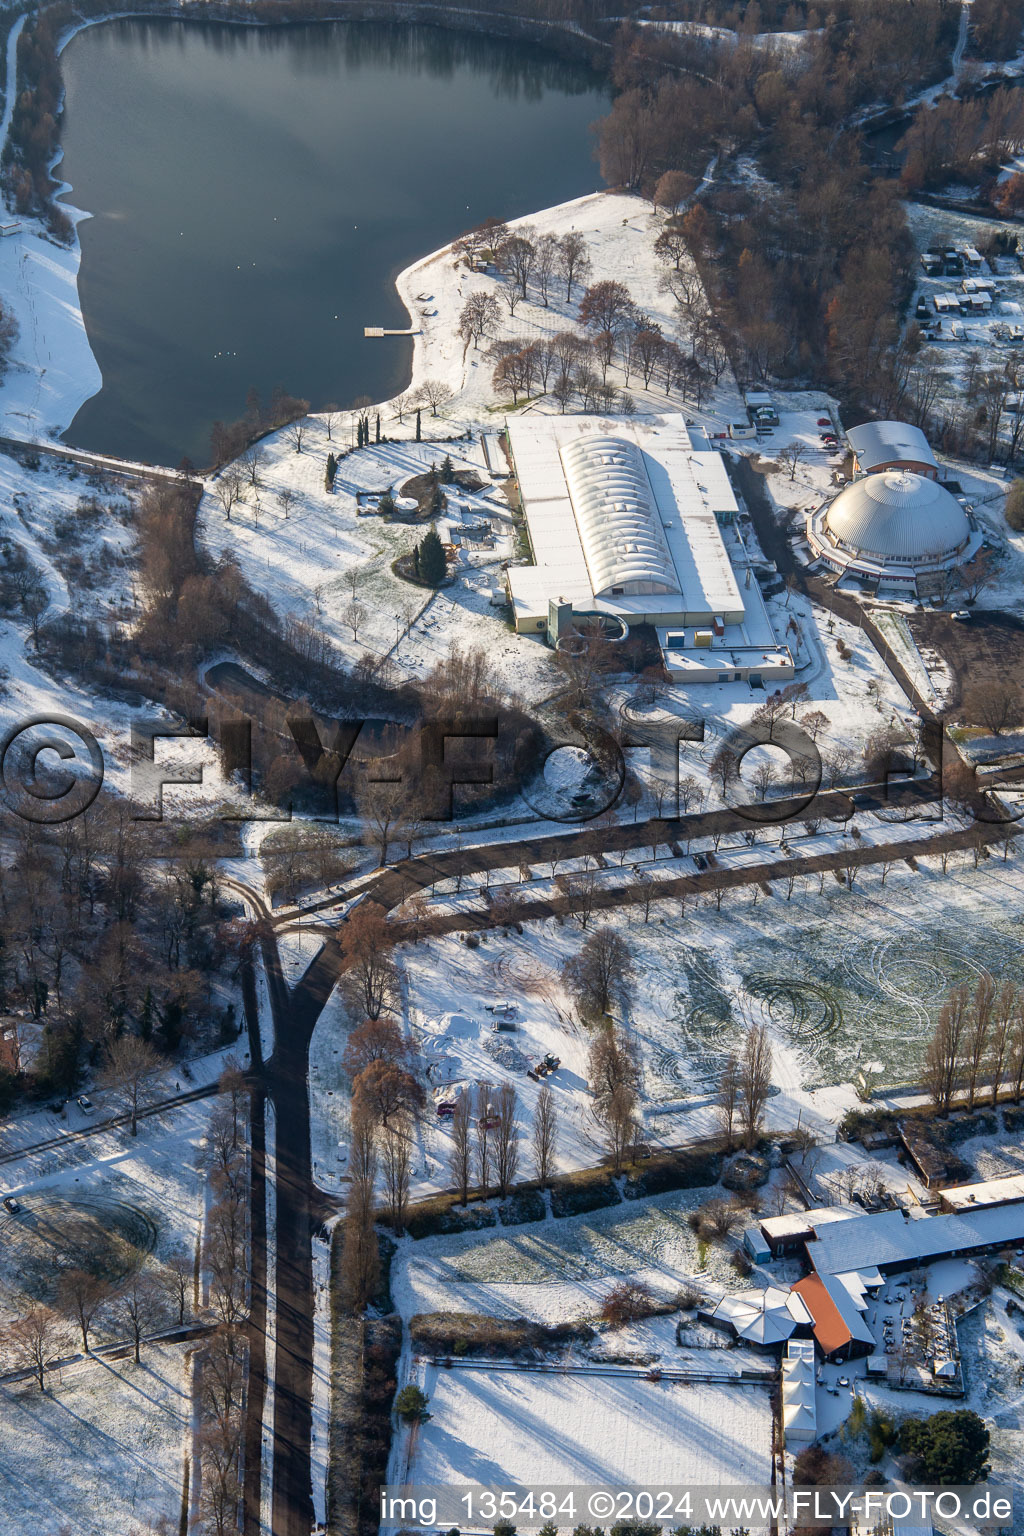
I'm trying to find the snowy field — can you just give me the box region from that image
[0,1089,214,1329]
[390,1179,805,1327]
[0,1340,190,1536]
[402,1367,773,1491]
[306,836,1024,1205]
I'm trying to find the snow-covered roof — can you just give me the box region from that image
[709,1286,799,1346]
[941,1172,1024,1212]
[505,414,746,623]
[559,435,677,597]
[759,1206,853,1242]
[823,472,970,563]
[806,1204,1024,1276]
[847,420,938,471]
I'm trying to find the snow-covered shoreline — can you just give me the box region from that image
[0,12,104,445]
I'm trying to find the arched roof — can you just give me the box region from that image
[824,471,970,564]
[559,435,679,597]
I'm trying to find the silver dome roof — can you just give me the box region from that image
[824,471,969,562]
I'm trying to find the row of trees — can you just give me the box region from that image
[923,974,1024,1114]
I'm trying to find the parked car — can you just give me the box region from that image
[77,1095,93,1111]
[817,417,832,427]
[2,1196,21,1215]
[951,609,972,621]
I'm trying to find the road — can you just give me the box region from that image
[239,764,1016,1534]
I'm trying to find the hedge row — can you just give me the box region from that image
[403,1144,726,1239]
[409,1310,595,1356]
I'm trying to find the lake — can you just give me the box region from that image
[58,19,608,465]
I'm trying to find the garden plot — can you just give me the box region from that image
[403,1366,773,1492]
[0,1341,189,1536]
[400,929,601,1184]
[603,849,1024,1095]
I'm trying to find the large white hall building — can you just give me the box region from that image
[503,414,793,685]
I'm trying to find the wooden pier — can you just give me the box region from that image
[363,326,421,338]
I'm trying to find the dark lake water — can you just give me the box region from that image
[58,19,607,465]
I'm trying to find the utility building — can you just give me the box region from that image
[846,421,939,479]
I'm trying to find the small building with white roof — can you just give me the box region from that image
[846,420,939,478]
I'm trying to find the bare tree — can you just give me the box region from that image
[113,1271,165,1364]
[974,681,1022,737]
[380,1118,412,1233]
[99,1034,161,1136]
[58,1269,112,1354]
[163,1247,194,1327]
[562,926,635,1021]
[990,980,1016,1106]
[475,1084,493,1197]
[557,231,592,302]
[288,417,308,453]
[353,1060,424,1130]
[2,1308,67,1390]
[494,1082,520,1197]
[923,983,970,1114]
[777,442,808,480]
[340,903,398,1020]
[739,1021,773,1150]
[606,1082,639,1172]
[279,486,297,519]
[339,1108,379,1311]
[458,292,502,349]
[965,971,995,1109]
[356,777,407,867]
[449,1095,473,1204]
[323,404,341,441]
[717,1053,741,1149]
[532,1083,557,1187]
[419,379,455,418]
[496,231,537,301]
[241,444,264,489]
[214,471,243,520]
[342,600,368,642]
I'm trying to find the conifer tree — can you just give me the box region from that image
[418,526,447,587]
[415,408,422,442]
[441,453,455,484]
[375,413,381,443]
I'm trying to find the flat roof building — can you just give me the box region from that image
[940,1172,1024,1213]
[805,1203,1024,1278]
[504,414,793,684]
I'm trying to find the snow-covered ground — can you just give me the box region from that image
[0,1340,191,1536]
[400,1366,773,1492]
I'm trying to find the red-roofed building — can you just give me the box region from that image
[790,1273,874,1362]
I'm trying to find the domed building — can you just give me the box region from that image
[805,467,978,596]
